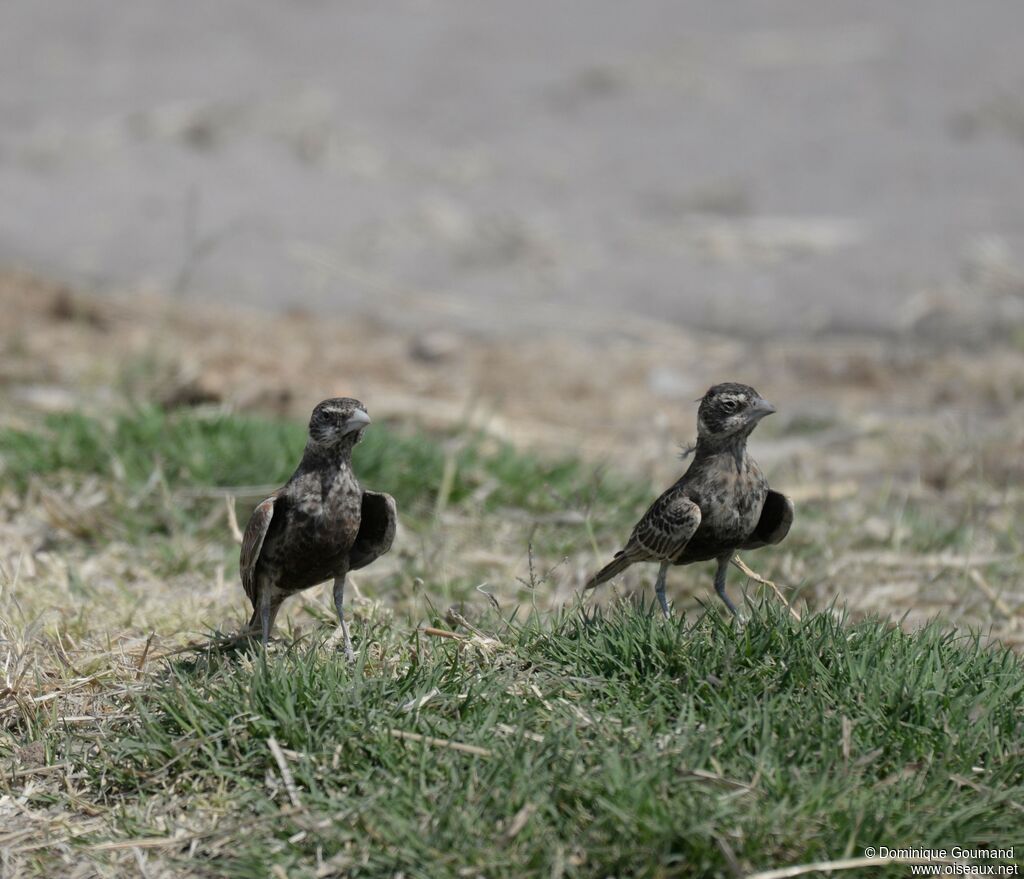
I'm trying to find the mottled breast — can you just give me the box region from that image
[261,467,364,592]
[675,455,768,563]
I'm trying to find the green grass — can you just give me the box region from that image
[52,601,1024,878]
[0,408,306,491]
[6,405,1022,876]
[0,408,649,545]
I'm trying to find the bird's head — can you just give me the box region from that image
[307,397,371,450]
[696,383,776,442]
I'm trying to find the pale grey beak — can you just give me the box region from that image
[749,398,776,421]
[342,408,371,434]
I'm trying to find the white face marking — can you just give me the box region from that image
[717,394,748,431]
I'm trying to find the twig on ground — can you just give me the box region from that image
[501,803,537,841]
[745,855,971,879]
[267,735,303,809]
[445,609,488,639]
[476,581,500,611]
[419,627,468,641]
[950,773,1024,812]
[732,557,800,620]
[225,495,244,544]
[88,834,204,852]
[969,569,1014,619]
[4,762,72,779]
[389,729,491,758]
[135,632,155,679]
[682,768,757,793]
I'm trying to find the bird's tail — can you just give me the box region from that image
[584,552,633,590]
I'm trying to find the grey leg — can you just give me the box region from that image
[654,560,671,619]
[332,575,356,661]
[250,581,282,649]
[259,587,273,649]
[714,553,739,617]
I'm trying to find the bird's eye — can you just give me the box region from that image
[721,399,739,413]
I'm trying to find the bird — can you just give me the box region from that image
[585,382,792,619]
[239,397,397,658]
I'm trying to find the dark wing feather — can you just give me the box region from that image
[348,490,397,571]
[626,489,702,561]
[585,488,701,589]
[741,490,793,550]
[240,496,276,604]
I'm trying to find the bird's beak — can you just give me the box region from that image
[342,408,371,434]
[748,398,776,422]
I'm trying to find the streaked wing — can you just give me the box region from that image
[626,489,701,561]
[741,490,793,549]
[240,496,276,603]
[349,490,397,571]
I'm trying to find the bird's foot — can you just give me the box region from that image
[324,624,357,662]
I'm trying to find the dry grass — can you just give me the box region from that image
[1,271,1023,876]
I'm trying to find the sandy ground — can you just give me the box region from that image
[2,1,1024,341]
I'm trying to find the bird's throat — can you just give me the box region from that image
[301,436,357,473]
[694,434,748,473]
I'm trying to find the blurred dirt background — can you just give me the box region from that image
[1,0,1023,651]
[3,1,1024,341]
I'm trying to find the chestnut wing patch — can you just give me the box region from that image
[240,496,276,604]
[349,491,397,571]
[741,490,794,549]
